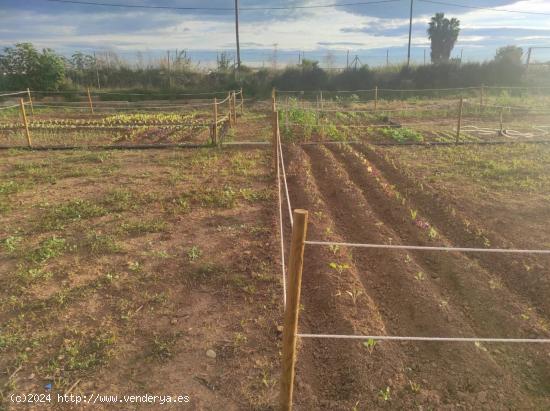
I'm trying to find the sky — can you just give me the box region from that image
[1,0,550,67]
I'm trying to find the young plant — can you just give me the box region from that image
[362,338,377,354]
[379,386,391,401]
[329,262,350,274]
[187,246,202,261]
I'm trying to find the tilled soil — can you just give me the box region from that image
[283,142,550,409]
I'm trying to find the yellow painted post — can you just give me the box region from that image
[26,88,34,115]
[374,86,378,111]
[456,97,463,143]
[213,97,218,145]
[87,87,94,114]
[19,98,32,148]
[280,209,308,411]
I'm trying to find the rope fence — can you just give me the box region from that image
[0,88,244,149]
[272,96,550,408]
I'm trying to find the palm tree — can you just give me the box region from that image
[428,13,460,64]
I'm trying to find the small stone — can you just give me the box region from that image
[276,325,284,334]
[170,318,178,325]
[206,349,216,359]
[25,347,31,352]
[29,373,35,380]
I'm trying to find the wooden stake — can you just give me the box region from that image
[240,88,244,114]
[280,209,308,411]
[212,97,218,145]
[232,91,237,124]
[26,88,34,115]
[456,97,463,143]
[272,87,276,102]
[87,87,94,114]
[228,92,233,128]
[319,90,323,110]
[374,86,378,111]
[480,84,484,108]
[19,98,32,148]
[499,107,504,135]
[272,110,278,171]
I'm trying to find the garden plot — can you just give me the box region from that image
[0,144,282,409]
[279,140,550,409]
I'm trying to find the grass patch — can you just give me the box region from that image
[41,199,106,230]
[81,231,121,256]
[120,219,167,236]
[27,236,66,263]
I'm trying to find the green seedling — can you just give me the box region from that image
[362,338,377,354]
[379,386,391,401]
[410,209,418,221]
[187,246,202,261]
[328,244,340,255]
[329,262,350,274]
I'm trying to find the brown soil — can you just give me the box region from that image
[282,142,550,409]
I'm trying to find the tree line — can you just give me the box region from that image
[0,13,545,97]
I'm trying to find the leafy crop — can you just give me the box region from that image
[380,126,423,143]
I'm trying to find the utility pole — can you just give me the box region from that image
[346,50,350,69]
[235,0,241,69]
[407,0,414,67]
[386,49,389,66]
[526,47,532,68]
[423,49,426,65]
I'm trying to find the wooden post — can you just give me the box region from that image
[232,91,237,124]
[19,98,32,148]
[26,88,34,116]
[499,107,504,136]
[480,84,484,108]
[280,209,309,411]
[319,90,323,110]
[272,87,276,102]
[212,98,218,145]
[374,86,378,111]
[240,88,244,114]
[87,87,94,114]
[228,92,233,128]
[456,97,463,143]
[272,110,278,170]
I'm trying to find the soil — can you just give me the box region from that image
[283,141,550,409]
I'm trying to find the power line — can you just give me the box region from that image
[44,0,402,11]
[419,0,550,16]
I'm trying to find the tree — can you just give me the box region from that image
[0,43,65,90]
[428,13,460,64]
[494,45,523,65]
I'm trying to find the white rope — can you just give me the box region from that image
[0,91,27,97]
[305,240,550,254]
[278,128,293,227]
[297,333,550,343]
[26,123,209,129]
[277,125,287,309]
[0,104,19,111]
